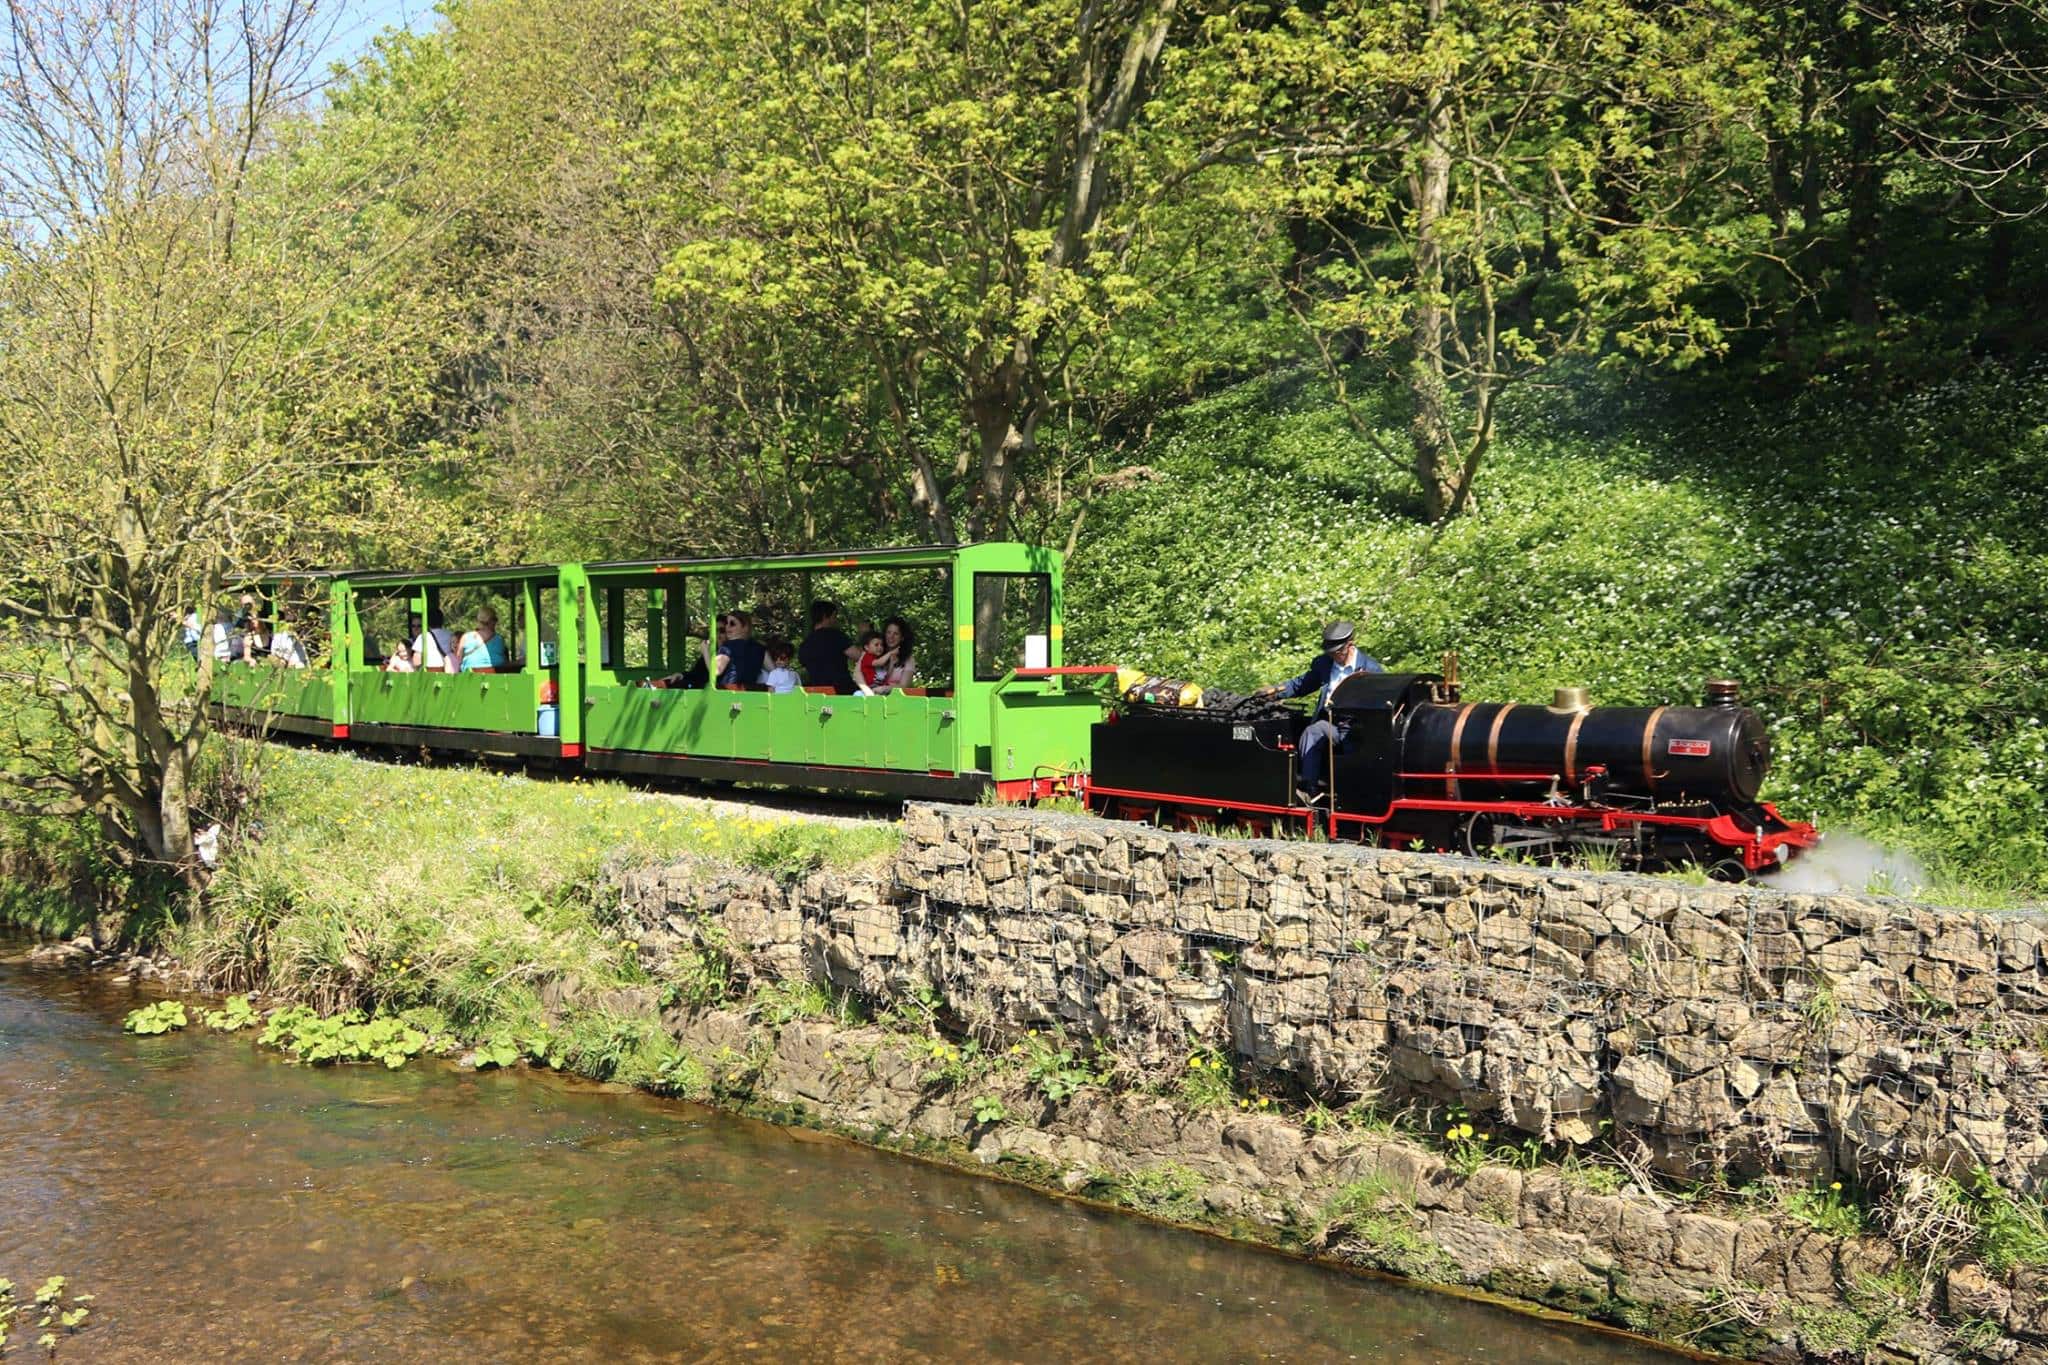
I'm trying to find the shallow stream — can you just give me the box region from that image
[0,953,1683,1362]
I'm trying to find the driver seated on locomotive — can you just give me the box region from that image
[1255,619,1383,806]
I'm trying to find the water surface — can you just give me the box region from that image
[0,955,1681,1362]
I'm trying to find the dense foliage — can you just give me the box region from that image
[1,0,2044,901]
[1066,362,2048,897]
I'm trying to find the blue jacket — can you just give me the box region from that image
[1272,648,1384,714]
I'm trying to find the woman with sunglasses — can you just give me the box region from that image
[1254,619,1384,806]
[711,610,766,688]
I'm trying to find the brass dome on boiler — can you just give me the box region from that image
[1547,686,1591,715]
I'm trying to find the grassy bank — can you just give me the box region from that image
[179,746,893,1069]
[2,742,897,1080]
[1065,363,2048,905]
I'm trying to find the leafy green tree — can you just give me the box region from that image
[0,0,436,886]
[1201,0,1762,519]
[634,0,1208,541]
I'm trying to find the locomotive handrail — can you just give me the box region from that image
[1010,666,1119,678]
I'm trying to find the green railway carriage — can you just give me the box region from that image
[208,543,1107,801]
[207,572,341,737]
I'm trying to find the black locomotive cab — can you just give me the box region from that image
[1324,672,1444,816]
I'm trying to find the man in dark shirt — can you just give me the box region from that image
[798,599,857,693]
[1256,618,1384,805]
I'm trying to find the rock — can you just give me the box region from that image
[1780,1230,1839,1299]
[1426,1211,1520,1280]
[26,938,91,967]
[1945,1261,2013,1320]
[2012,1267,2048,1339]
[1613,1053,1673,1125]
[1612,1200,1673,1264]
[1670,1213,1739,1276]
[1460,1165,1523,1221]
[1220,1116,1304,1180]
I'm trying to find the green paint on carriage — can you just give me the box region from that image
[211,544,1106,796]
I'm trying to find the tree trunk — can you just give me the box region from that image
[1837,7,1884,332]
[1407,0,1459,521]
[959,1,1175,542]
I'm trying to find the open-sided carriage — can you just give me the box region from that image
[211,543,1106,801]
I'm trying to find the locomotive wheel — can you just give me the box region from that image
[1460,811,1564,864]
[1459,812,1502,859]
[1706,857,1749,884]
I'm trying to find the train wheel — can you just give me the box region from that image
[1706,857,1749,884]
[1460,812,1565,864]
[1459,813,1501,859]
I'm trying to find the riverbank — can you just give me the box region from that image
[4,953,1691,1364]
[7,750,2046,1361]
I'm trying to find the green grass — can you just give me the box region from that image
[1112,1162,1209,1224]
[1313,1171,1456,1280]
[1781,1181,1868,1238]
[164,743,898,1045]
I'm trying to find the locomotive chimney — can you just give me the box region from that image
[1704,678,1741,708]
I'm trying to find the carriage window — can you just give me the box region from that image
[972,573,1051,681]
[356,592,412,665]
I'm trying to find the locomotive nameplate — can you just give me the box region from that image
[1667,738,1712,757]
[1232,725,1254,742]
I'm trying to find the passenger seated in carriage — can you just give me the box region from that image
[762,638,799,693]
[409,613,456,673]
[457,608,507,673]
[268,617,309,668]
[798,600,859,693]
[712,610,764,688]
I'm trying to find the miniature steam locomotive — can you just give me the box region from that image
[1085,671,1818,878]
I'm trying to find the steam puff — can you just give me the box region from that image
[1762,832,1927,897]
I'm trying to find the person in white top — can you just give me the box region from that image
[384,640,417,673]
[761,638,799,693]
[181,610,202,662]
[210,609,234,664]
[269,620,309,668]
[408,612,457,674]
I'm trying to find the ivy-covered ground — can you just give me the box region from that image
[1065,362,2048,905]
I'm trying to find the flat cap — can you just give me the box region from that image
[1321,619,1356,647]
